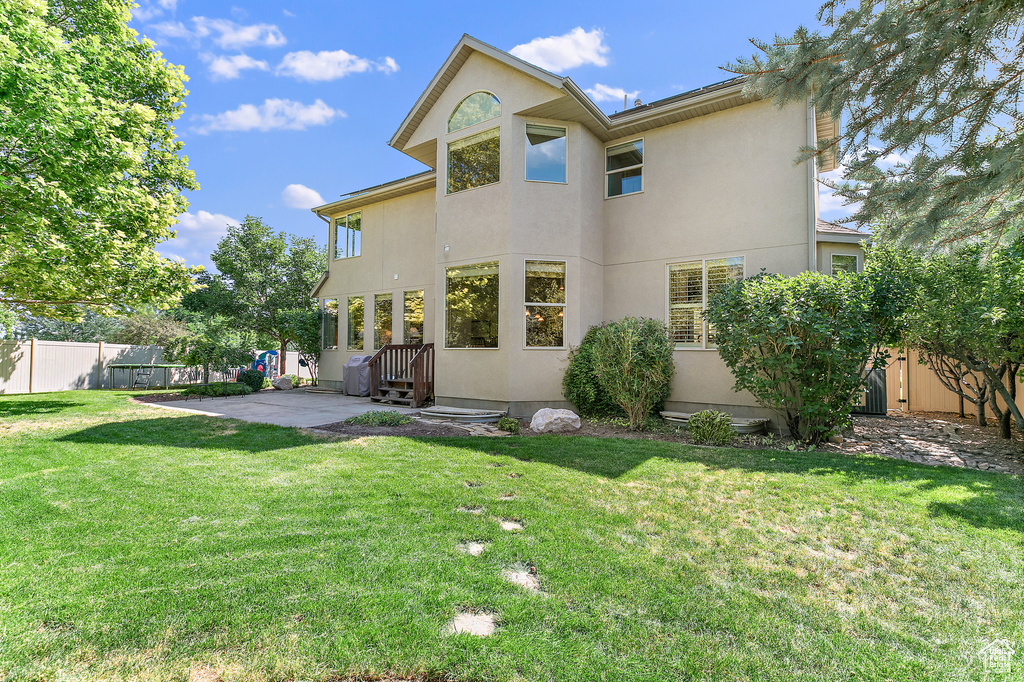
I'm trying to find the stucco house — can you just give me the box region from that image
[310,34,867,417]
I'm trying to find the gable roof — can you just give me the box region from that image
[389,34,759,165]
[816,218,871,244]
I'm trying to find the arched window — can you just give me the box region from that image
[448,91,500,133]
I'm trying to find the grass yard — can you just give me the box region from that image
[0,391,1022,681]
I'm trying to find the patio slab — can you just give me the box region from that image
[144,389,417,428]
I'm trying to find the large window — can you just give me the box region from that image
[347,296,364,351]
[831,254,859,274]
[526,124,567,183]
[445,261,499,348]
[334,212,361,259]
[322,298,339,350]
[374,293,392,349]
[448,91,500,133]
[606,139,643,197]
[668,256,744,349]
[404,290,424,344]
[447,127,499,194]
[525,261,565,348]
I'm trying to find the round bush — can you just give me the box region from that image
[238,368,265,393]
[563,326,625,418]
[497,416,521,434]
[687,410,736,446]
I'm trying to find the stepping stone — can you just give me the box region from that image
[464,481,484,488]
[499,492,518,501]
[457,541,489,556]
[457,505,484,515]
[447,611,496,636]
[487,462,506,468]
[507,473,522,479]
[503,563,542,593]
[499,518,524,531]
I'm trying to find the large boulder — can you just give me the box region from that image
[530,408,581,433]
[271,376,294,391]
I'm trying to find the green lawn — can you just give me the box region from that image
[0,391,1021,681]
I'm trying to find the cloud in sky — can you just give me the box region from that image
[281,184,325,209]
[202,53,269,80]
[585,83,639,104]
[193,99,343,134]
[132,0,177,22]
[150,17,286,49]
[276,49,399,81]
[160,210,241,261]
[510,27,609,72]
[175,210,241,235]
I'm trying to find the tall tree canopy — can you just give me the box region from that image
[727,0,1024,248]
[0,0,198,317]
[209,216,326,375]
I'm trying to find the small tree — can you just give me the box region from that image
[282,308,322,386]
[707,271,885,443]
[590,318,675,430]
[562,326,625,418]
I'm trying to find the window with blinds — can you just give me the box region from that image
[668,256,744,349]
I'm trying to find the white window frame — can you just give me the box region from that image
[830,253,860,275]
[446,125,501,196]
[403,289,425,345]
[666,256,745,350]
[333,211,361,260]
[524,123,568,185]
[321,298,339,351]
[523,259,567,350]
[443,260,500,350]
[605,137,644,199]
[447,90,501,134]
[346,295,364,352]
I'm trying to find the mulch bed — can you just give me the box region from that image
[311,421,468,438]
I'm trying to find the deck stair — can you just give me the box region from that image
[367,343,435,408]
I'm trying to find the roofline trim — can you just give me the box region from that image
[310,170,437,215]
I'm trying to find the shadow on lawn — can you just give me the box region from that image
[435,435,1024,535]
[57,415,315,453]
[0,398,87,419]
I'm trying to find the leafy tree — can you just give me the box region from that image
[707,270,898,443]
[164,326,252,385]
[562,326,625,418]
[590,317,675,431]
[1,0,198,316]
[109,310,190,347]
[12,308,124,342]
[727,0,1024,248]
[209,216,326,374]
[281,309,322,385]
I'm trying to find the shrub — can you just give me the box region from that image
[687,410,736,446]
[497,416,521,434]
[563,326,625,418]
[181,383,251,398]
[590,317,675,430]
[345,410,414,427]
[706,270,888,443]
[238,369,265,393]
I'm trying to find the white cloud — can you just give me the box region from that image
[510,27,609,72]
[282,9,296,17]
[132,0,177,22]
[150,17,286,49]
[174,210,242,236]
[276,49,399,82]
[818,165,859,218]
[585,83,639,104]
[193,98,343,134]
[202,53,270,80]
[281,184,325,209]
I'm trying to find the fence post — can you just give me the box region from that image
[97,341,104,390]
[28,337,36,394]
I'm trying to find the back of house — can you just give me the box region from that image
[311,34,865,418]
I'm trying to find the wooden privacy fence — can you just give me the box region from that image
[882,348,1024,415]
[0,340,312,395]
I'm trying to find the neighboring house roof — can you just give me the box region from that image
[816,219,871,244]
[309,270,329,298]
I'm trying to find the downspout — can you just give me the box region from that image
[806,98,818,273]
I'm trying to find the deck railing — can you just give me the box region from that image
[367,343,434,407]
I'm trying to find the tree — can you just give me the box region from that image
[13,308,124,342]
[727,0,1024,248]
[109,310,190,347]
[590,318,675,431]
[1,0,198,318]
[281,309,322,385]
[210,217,326,375]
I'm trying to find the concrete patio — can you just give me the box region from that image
[145,388,418,428]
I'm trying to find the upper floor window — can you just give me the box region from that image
[526,124,567,183]
[447,127,499,194]
[334,212,361,259]
[668,256,744,349]
[606,139,643,197]
[831,254,859,275]
[448,91,500,133]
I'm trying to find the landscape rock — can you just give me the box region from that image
[530,408,581,433]
[271,376,293,391]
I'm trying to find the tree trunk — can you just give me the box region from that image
[976,385,987,427]
[986,364,1010,439]
[958,392,965,418]
[279,338,287,375]
[971,357,1024,433]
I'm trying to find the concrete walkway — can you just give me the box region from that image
[146,389,418,428]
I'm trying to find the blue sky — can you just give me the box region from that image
[132,0,850,270]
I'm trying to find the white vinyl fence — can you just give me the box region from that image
[0,340,311,395]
